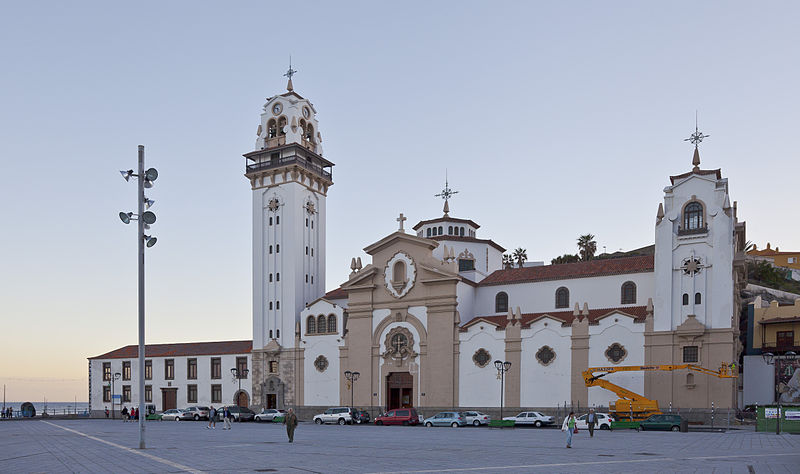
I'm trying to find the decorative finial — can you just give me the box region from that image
[284,56,297,92]
[434,171,458,216]
[396,212,407,232]
[684,112,709,172]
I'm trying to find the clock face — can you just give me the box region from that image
[302,107,310,118]
[272,103,282,115]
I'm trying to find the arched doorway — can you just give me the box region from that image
[386,372,413,410]
[235,390,249,407]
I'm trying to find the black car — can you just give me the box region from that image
[217,405,256,422]
[352,408,370,424]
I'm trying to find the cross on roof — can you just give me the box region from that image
[684,112,709,147]
[396,213,407,232]
[284,56,297,80]
[434,173,458,202]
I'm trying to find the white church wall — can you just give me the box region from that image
[587,315,645,408]
[456,282,475,326]
[372,308,392,334]
[458,324,506,407]
[407,306,428,328]
[475,272,655,317]
[302,335,341,407]
[520,320,572,407]
[743,355,775,405]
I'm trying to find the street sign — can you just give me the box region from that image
[112,395,122,401]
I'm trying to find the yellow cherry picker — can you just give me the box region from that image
[582,363,737,421]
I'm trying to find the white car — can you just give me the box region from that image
[461,411,491,426]
[503,411,555,427]
[255,409,286,422]
[313,407,354,425]
[160,409,187,421]
[575,413,614,430]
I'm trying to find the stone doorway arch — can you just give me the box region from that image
[261,376,285,409]
[234,390,250,407]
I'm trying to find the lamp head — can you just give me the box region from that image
[494,360,503,370]
[144,235,157,248]
[230,368,237,376]
[503,361,512,371]
[119,170,134,181]
[145,199,155,210]
[141,211,157,225]
[762,352,775,365]
[352,371,360,381]
[786,351,798,361]
[344,370,352,379]
[145,168,158,181]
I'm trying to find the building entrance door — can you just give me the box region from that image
[161,389,177,410]
[266,394,277,409]
[236,391,249,407]
[386,372,413,410]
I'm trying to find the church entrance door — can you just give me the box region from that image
[266,394,277,409]
[236,391,249,407]
[161,388,177,410]
[386,372,413,410]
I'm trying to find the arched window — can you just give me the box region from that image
[269,302,273,310]
[307,316,316,334]
[276,216,280,225]
[269,245,272,254]
[695,292,702,304]
[495,292,508,313]
[276,329,280,338]
[448,226,453,235]
[276,273,280,281]
[277,116,287,136]
[269,217,273,226]
[438,226,443,235]
[427,228,431,237]
[555,287,569,309]
[621,281,637,304]
[684,202,703,230]
[327,315,337,333]
[686,373,694,385]
[269,329,273,338]
[306,124,315,143]
[460,227,465,237]
[276,301,280,310]
[393,260,406,285]
[269,273,273,282]
[682,293,689,305]
[276,244,280,253]
[317,315,327,333]
[267,119,277,138]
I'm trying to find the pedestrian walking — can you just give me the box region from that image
[121,406,128,422]
[587,408,597,437]
[284,408,298,443]
[562,411,577,448]
[207,406,217,429]
[105,407,109,418]
[223,407,232,430]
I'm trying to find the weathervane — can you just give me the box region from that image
[684,112,709,171]
[284,56,297,91]
[434,171,458,216]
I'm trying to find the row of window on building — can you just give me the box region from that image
[494,282,638,313]
[267,215,317,229]
[426,225,474,238]
[682,293,703,305]
[102,384,226,405]
[102,357,248,382]
[306,314,338,335]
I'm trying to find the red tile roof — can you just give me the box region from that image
[88,340,252,360]
[412,217,480,231]
[429,235,506,253]
[462,305,649,329]
[324,287,347,300]
[479,255,654,286]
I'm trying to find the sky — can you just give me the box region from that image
[1,1,798,402]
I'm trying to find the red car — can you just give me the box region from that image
[375,408,419,426]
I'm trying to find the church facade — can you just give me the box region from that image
[246,78,747,416]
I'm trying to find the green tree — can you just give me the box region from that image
[577,234,597,261]
[502,254,514,269]
[512,248,528,268]
[551,254,580,265]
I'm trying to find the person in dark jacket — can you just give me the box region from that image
[284,408,298,443]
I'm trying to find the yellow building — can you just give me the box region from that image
[748,242,800,271]
[751,297,800,352]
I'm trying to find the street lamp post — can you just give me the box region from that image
[110,372,121,419]
[231,367,250,406]
[762,351,797,434]
[494,360,512,422]
[344,370,360,410]
[119,145,158,450]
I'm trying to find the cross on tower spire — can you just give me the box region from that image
[434,171,458,216]
[684,111,710,171]
[284,56,297,92]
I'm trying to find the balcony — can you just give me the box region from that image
[245,146,333,181]
[677,224,708,236]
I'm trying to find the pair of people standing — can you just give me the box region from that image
[561,408,599,448]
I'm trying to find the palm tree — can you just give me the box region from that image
[502,254,514,269]
[551,254,580,265]
[577,234,597,261]
[512,248,528,268]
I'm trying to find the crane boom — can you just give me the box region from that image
[582,363,736,421]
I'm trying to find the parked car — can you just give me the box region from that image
[375,408,420,426]
[313,407,355,425]
[461,411,491,426]
[352,408,371,424]
[575,413,614,430]
[217,405,255,422]
[160,409,187,421]
[254,409,286,422]
[184,406,210,421]
[639,414,685,431]
[503,411,554,427]
[423,412,465,427]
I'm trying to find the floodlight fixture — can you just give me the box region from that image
[120,170,134,181]
[145,168,158,181]
[119,212,134,224]
[141,211,157,225]
[144,235,157,248]
[143,179,153,189]
[144,198,155,209]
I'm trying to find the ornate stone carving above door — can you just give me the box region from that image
[382,326,418,366]
[384,252,416,298]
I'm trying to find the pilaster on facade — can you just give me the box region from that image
[570,316,590,406]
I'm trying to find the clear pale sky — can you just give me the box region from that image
[1,1,798,402]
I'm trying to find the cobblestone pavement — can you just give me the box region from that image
[1,419,798,473]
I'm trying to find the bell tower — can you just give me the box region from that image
[245,66,334,358]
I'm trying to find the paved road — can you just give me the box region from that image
[1,419,798,473]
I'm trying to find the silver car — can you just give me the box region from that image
[160,409,187,421]
[461,411,491,426]
[254,409,286,422]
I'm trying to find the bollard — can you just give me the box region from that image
[669,401,672,413]
[711,401,715,428]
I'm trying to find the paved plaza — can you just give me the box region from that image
[1,419,798,473]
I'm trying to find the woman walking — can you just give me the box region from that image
[561,411,577,448]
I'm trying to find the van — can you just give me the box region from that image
[375,408,419,426]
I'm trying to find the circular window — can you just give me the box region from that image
[472,348,491,368]
[314,355,328,372]
[536,346,556,366]
[605,343,627,364]
[303,106,310,118]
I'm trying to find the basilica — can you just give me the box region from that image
[246,76,747,416]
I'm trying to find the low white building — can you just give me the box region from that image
[88,341,252,417]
